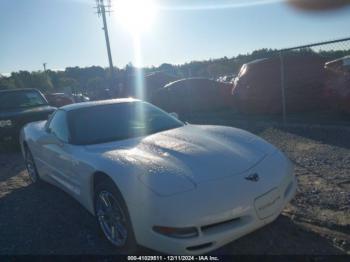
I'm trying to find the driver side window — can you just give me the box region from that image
[48,110,69,143]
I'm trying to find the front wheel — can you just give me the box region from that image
[25,147,40,183]
[94,180,138,254]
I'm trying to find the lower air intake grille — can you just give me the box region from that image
[201,217,241,233]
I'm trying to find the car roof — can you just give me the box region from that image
[245,58,269,66]
[164,77,212,88]
[60,98,140,112]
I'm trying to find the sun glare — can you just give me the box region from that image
[113,0,157,35]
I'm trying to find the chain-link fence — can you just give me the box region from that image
[231,37,350,126]
[279,38,350,124]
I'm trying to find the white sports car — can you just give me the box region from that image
[20,98,297,254]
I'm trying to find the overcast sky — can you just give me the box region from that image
[1,0,350,74]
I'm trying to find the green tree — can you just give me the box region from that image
[86,77,106,99]
[0,77,16,90]
[58,77,79,94]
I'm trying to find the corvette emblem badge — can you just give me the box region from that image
[245,173,260,182]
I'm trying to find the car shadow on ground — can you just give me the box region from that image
[214,214,345,255]
[0,177,345,255]
[0,181,117,255]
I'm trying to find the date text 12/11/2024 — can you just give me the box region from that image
[127,256,220,261]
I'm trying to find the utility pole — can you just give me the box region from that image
[279,51,287,125]
[95,0,115,96]
[42,62,52,93]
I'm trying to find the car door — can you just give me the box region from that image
[40,110,80,197]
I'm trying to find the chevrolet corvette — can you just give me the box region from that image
[20,98,296,254]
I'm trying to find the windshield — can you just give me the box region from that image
[0,90,48,110]
[68,101,184,145]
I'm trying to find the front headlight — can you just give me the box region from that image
[0,120,12,128]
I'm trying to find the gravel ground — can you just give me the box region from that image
[0,122,349,255]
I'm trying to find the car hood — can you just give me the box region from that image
[85,125,276,186]
[0,105,56,119]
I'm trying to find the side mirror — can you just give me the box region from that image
[169,112,179,119]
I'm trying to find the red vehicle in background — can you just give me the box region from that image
[232,53,328,114]
[45,93,75,108]
[324,56,350,114]
[152,78,233,115]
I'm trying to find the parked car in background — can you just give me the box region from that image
[20,98,296,254]
[232,53,327,114]
[217,75,236,84]
[121,71,178,101]
[72,93,90,103]
[143,71,178,101]
[324,56,350,114]
[0,88,56,143]
[45,93,75,108]
[152,78,233,115]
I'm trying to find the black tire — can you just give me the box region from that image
[24,147,41,184]
[94,180,138,254]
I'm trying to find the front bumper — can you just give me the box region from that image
[128,150,297,254]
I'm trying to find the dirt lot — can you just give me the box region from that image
[0,121,349,255]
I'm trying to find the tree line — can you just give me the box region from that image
[1,48,349,97]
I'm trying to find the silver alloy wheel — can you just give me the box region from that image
[25,150,38,183]
[96,190,128,247]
